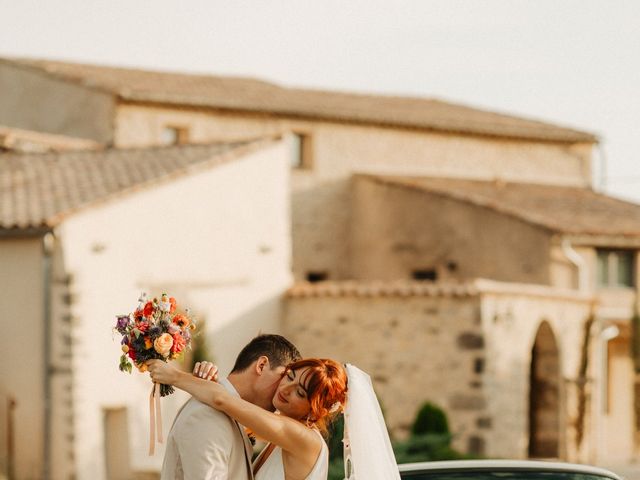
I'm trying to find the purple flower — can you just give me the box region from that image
[116,315,130,333]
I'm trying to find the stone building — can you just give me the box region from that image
[285,175,640,461]
[1,57,640,477]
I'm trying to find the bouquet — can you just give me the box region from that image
[114,292,196,396]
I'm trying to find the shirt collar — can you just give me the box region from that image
[220,377,241,398]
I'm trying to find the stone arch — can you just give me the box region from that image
[528,321,562,458]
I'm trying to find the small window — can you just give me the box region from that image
[290,132,312,169]
[161,126,189,145]
[412,269,437,281]
[596,249,635,288]
[306,271,328,283]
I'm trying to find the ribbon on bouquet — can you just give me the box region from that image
[148,382,163,455]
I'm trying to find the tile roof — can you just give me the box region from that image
[286,280,479,298]
[2,58,597,144]
[366,175,640,237]
[286,278,592,301]
[0,138,275,231]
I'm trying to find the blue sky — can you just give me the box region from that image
[2,0,639,201]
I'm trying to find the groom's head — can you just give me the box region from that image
[228,334,301,411]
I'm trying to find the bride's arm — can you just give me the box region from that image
[147,360,321,457]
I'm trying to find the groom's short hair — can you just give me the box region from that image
[231,334,301,373]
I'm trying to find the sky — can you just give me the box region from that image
[1,0,639,201]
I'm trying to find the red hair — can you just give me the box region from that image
[285,358,347,435]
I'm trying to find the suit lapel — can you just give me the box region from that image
[233,420,255,479]
[219,378,255,479]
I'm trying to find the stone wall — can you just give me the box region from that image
[283,290,489,455]
[284,281,595,460]
[351,176,553,285]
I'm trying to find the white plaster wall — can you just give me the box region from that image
[55,140,291,479]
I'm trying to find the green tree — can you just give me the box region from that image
[327,415,345,480]
[411,402,450,436]
[394,401,471,464]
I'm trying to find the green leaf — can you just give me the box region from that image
[118,354,133,374]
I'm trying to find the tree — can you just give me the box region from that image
[411,401,450,436]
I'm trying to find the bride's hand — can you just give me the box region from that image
[147,359,179,385]
[193,361,219,382]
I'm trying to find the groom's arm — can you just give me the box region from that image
[174,403,234,480]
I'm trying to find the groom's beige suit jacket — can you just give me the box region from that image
[161,379,254,480]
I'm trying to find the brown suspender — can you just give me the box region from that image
[252,442,277,476]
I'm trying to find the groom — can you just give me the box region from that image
[161,334,301,480]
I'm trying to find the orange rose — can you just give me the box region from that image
[170,297,177,313]
[154,333,173,357]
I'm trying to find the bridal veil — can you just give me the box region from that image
[343,364,400,480]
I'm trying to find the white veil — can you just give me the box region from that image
[343,364,400,480]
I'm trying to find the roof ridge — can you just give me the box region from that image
[0,136,279,160]
[286,279,479,298]
[2,56,279,87]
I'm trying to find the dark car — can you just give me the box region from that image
[399,460,624,480]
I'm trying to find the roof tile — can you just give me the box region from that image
[0,139,273,230]
[2,58,597,143]
[286,280,478,298]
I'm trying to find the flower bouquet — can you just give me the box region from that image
[114,292,195,396]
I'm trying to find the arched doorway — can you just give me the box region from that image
[528,321,561,458]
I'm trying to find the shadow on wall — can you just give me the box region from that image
[203,291,291,376]
[290,178,352,281]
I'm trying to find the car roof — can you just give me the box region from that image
[398,460,622,480]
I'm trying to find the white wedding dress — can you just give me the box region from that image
[254,430,329,480]
[252,364,397,480]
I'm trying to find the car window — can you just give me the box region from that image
[401,471,614,480]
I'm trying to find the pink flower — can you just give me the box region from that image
[171,333,186,354]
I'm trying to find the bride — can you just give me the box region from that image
[147,357,399,480]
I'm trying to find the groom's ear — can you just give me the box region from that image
[255,355,270,375]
